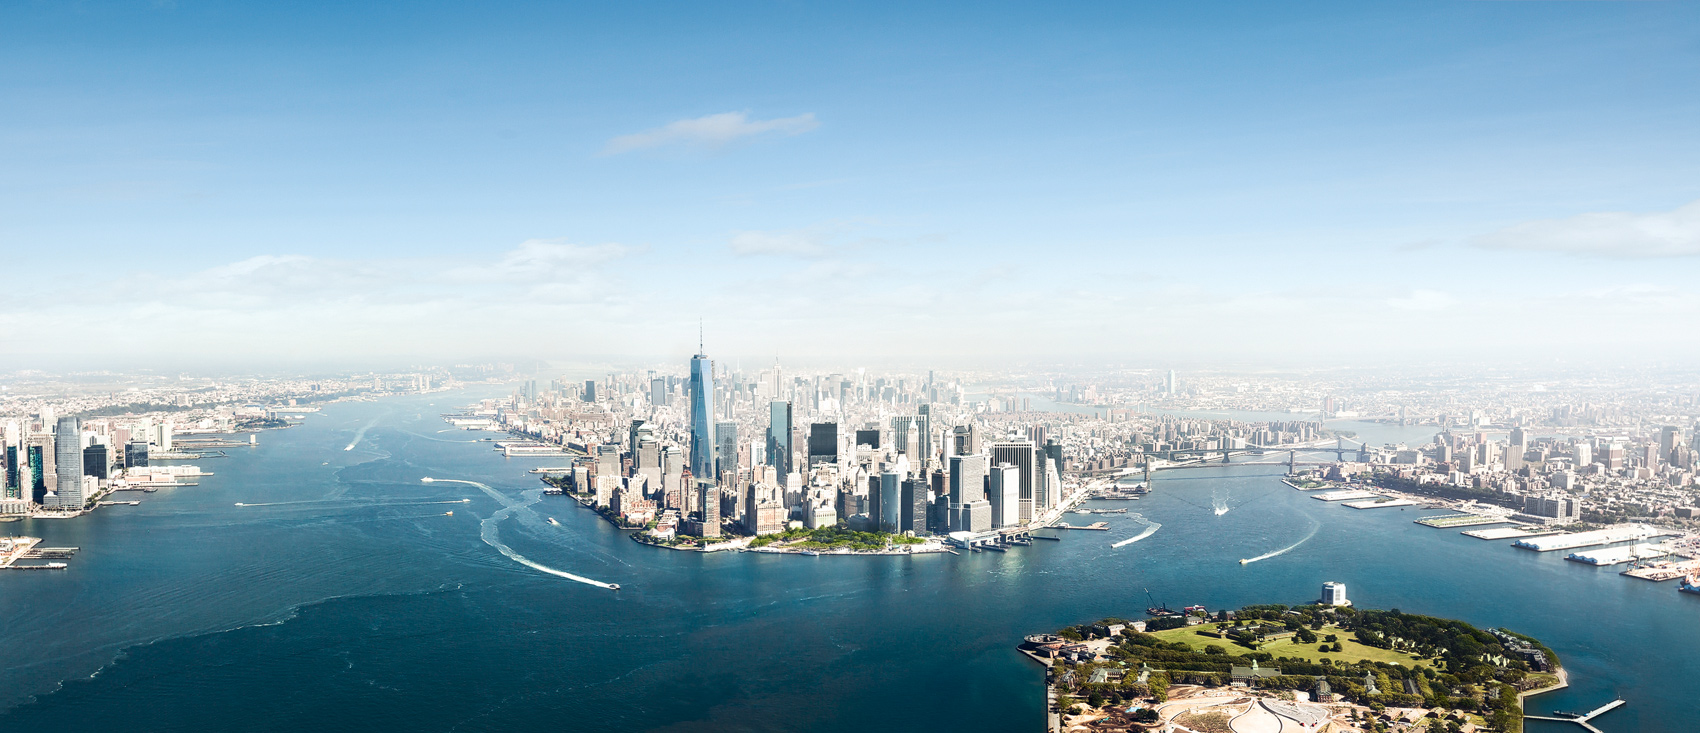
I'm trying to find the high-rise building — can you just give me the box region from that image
[900,477,927,535]
[3,444,18,499]
[715,421,738,477]
[583,379,597,402]
[688,352,717,481]
[27,444,46,504]
[698,480,721,537]
[879,469,903,533]
[991,440,1037,523]
[768,400,793,476]
[125,440,150,469]
[1166,370,1177,396]
[83,443,110,481]
[650,377,669,406]
[854,428,880,449]
[949,454,987,506]
[989,462,1020,528]
[53,417,84,509]
[808,423,838,466]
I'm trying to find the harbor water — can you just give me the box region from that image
[0,389,1689,731]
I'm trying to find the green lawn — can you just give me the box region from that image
[1146,623,1432,669]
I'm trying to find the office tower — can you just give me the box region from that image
[1166,370,1177,395]
[662,446,684,510]
[688,352,716,480]
[27,445,46,504]
[83,443,109,481]
[855,428,880,449]
[1660,426,1682,462]
[54,417,84,509]
[991,440,1037,523]
[949,454,987,505]
[1043,438,1064,474]
[989,463,1019,528]
[879,469,902,533]
[154,420,173,452]
[650,377,668,406]
[808,423,838,466]
[1573,441,1592,467]
[698,481,720,537]
[892,412,933,467]
[768,400,793,476]
[583,379,597,402]
[125,440,150,468]
[3,445,17,499]
[900,477,927,535]
[715,421,738,477]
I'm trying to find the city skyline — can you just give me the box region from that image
[3,1,1698,367]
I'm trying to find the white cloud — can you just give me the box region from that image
[728,229,828,257]
[457,238,632,281]
[1386,289,1456,311]
[602,112,818,154]
[1476,199,1700,257]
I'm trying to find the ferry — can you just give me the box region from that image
[1680,573,1700,595]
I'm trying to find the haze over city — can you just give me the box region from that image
[5,4,1700,733]
[4,2,1698,368]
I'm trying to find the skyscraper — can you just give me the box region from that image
[768,400,793,476]
[688,352,716,481]
[991,440,1037,523]
[715,421,738,477]
[54,417,84,509]
[989,462,1019,528]
[1166,369,1177,395]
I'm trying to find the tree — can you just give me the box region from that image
[1331,642,1344,653]
[1056,694,1075,710]
[1087,691,1105,709]
[1149,674,1170,703]
[1205,644,1226,655]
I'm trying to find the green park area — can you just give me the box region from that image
[1147,622,1433,668]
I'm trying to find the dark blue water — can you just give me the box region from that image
[0,390,1688,731]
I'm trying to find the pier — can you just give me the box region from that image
[1526,699,1626,733]
[1048,521,1111,531]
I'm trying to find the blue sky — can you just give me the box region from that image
[3,1,1698,369]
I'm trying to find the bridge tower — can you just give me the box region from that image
[1287,450,1297,475]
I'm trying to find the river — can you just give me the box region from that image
[0,388,1687,731]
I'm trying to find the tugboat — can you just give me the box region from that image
[1680,572,1700,595]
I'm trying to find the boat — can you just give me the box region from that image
[547,517,560,526]
[444,511,453,516]
[1680,573,1700,595]
[800,550,820,556]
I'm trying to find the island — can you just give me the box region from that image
[1022,598,1567,733]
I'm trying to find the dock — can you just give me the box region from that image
[1416,514,1510,528]
[1049,522,1111,531]
[1622,558,1700,581]
[1311,489,1380,502]
[1565,543,1671,566]
[1525,699,1625,733]
[1343,498,1420,509]
[1463,526,1563,541]
[1513,524,1666,552]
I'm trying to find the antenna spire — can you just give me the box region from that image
[698,319,703,354]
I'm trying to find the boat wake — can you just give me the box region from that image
[1111,515,1163,548]
[345,417,380,451]
[421,478,618,590]
[1212,489,1231,516]
[1240,520,1321,565]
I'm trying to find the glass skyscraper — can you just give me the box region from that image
[688,352,716,481]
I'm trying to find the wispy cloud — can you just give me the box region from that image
[1386,289,1456,311]
[602,112,818,155]
[729,229,829,258]
[1475,199,1700,257]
